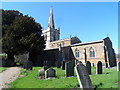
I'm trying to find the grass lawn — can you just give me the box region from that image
[9,67,119,88]
[0,53,7,56]
[0,67,7,73]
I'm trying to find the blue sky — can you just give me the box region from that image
[2,2,118,53]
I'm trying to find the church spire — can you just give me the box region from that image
[48,7,55,28]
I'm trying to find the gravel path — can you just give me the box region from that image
[0,67,22,89]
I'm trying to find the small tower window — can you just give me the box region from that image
[89,47,95,58]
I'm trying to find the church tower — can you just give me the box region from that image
[42,8,60,49]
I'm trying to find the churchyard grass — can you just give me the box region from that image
[0,53,7,56]
[0,67,7,73]
[9,67,119,88]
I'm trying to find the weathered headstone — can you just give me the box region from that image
[23,61,33,70]
[55,61,61,68]
[45,68,56,78]
[75,59,77,65]
[105,63,108,68]
[75,63,93,89]
[117,62,120,71]
[86,61,91,75]
[38,69,45,79]
[65,61,74,77]
[38,69,45,76]
[62,61,65,70]
[96,61,102,74]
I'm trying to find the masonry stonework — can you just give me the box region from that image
[41,8,116,67]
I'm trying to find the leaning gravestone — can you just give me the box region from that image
[65,61,74,77]
[75,59,82,65]
[117,62,120,71]
[62,61,65,70]
[75,63,93,89]
[45,68,56,78]
[86,61,91,75]
[96,61,102,74]
[23,61,33,70]
[75,59,77,65]
[77,60,82,64]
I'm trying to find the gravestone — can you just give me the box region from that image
[62,61,65,70]
[38,69,45,76]
[105,63,108,68]
[75,60,82,65]
[45,68,56,78]
[96,61,102,74]
[55,61,61,68]
[38,69,45,79]
[75,59,77,65]
[75,63,93,89]
[77,61,82,64]
[117,62,120,71]
[65,61,74,77]
[86,61,91,75]
[23,61,33,70]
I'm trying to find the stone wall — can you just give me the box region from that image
[49,39,71,49]
[42,37,116,67]
[71,41,105,65]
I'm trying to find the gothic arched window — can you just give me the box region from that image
[89,47,95,58]
[75,48,80,58]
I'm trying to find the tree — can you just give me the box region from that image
[2,10,45,65]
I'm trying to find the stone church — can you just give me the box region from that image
[42,8,116,67]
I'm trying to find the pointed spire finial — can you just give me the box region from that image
[48,7,55,28]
